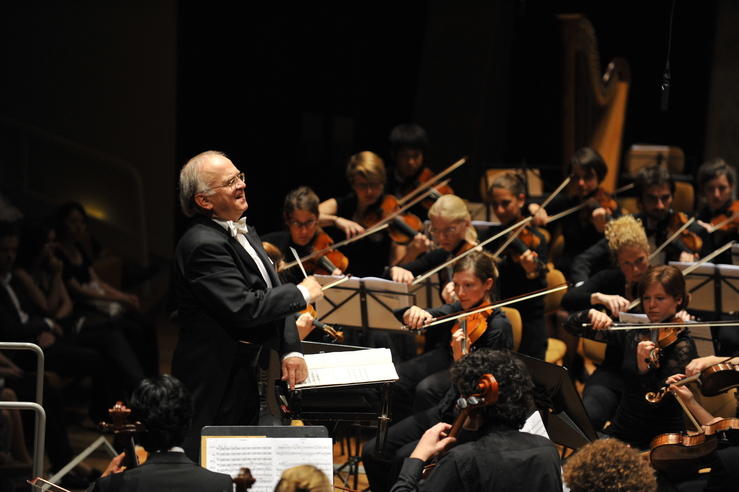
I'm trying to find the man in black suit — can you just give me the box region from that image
[172,150,323,460]
[90,375,234,492]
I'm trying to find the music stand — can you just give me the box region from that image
[513,353,597,451]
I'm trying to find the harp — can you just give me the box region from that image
[558,14,631,193]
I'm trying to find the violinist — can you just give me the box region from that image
[262,186,345,283]
[387,194,476,292]
[530,147,615,277]
[562,215,650,431]
[564,265,698,449]
[90,375,233,492]
[695,158,738,265]
[386,123,453,219]
[569,165,703,285]
[480,173,548,360]
[391,251,512,421]
[318,151,407,277]
[384,349,562,492]
[655,373,739,491]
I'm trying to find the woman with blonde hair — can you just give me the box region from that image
[274,465,331,492]
[388,194,477,292]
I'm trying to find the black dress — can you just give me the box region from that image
[564,310,697,449]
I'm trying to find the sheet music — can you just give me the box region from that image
[296,348,399,388]
[202,437,333,492]
[618,312,649,324]
[522,410,549,440]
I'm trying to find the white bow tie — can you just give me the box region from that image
[227,218,248,238]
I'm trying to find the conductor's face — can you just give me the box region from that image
[197,155,248,222]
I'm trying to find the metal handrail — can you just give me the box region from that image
[0,342,45,478]
[0,115,149,266]
[0,402,46,479]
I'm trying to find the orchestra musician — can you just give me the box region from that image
[563,265,698,449]
[387,194,476,292]
[530,147,615,277]
[569,164,703,285]
[695,158,738,264]
[262,186,344,283]
[89,375,233,492]
[384,349,562,492]
[391,251,512,421]
[386,123,453,220]
[318,151,407,278]
[172,151,323,460]
[561,215,651,431]
[480,173,549,360]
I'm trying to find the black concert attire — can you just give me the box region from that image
[261,230,314,284]
[564,310,697,449]
[391,303,512,421]
[569,211,704,285]
[89,451,233,492]
[331,193,393,278]
[172,216,305,460]
[697,202,739,266]
[479,225,548,359]
[389,424,562,492]
[561,268,632,430]
[56,245,159,378]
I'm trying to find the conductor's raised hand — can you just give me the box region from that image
[299,276,324,303]
[282,356,308,390]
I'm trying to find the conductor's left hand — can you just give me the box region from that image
[282,356,308,390]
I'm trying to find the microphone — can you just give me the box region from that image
[660,63,671,111]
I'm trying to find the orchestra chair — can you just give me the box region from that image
[577,338,607,381]
[624,144,685,176]
[547,233,565,263]
[501,307,522,352]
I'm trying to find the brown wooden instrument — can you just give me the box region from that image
[646,361,739,403]
[233,467,256,491]
[98,401,148,469]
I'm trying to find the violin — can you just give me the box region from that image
[576,187,619,226]
[708,200,739,233]
[646,361,739,403]
[296,304,344,343]
[400,167,454,210]
[450,303,492,356]
[303,232,349,275]
[644,321,685,370]
[423,373,499,478]
[648,430,718,480]
[98,401,148,469]
[490,222,547,278]
[358,194,424,245]
[666,211,702,256]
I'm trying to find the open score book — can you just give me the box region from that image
[296,347,399,389]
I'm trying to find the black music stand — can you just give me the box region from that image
[513,353,597,451]
[279,342,395,490]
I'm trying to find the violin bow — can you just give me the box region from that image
[411,217,532,285]
[649,216,696,261]
[403,283,568,330]
[625,240,736,311]
[397,157,467,206]
[290,246,350,292]
[366,179,451,233]
[545,182,635,223]
[491,176,572,259]
[586,319,739,331]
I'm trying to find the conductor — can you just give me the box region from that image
[173,150,323,459]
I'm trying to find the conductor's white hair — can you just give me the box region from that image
[179,150,226,217]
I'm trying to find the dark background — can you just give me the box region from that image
[1,1,735,264]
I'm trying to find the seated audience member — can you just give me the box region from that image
[383,349,561,492]
[391,251,512,420]
[274,465,331,492]
[54,201,158,377]
[90,375,233,492]
[562,438,657,492]
[15,221,145,396]
[569,164,702,285]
